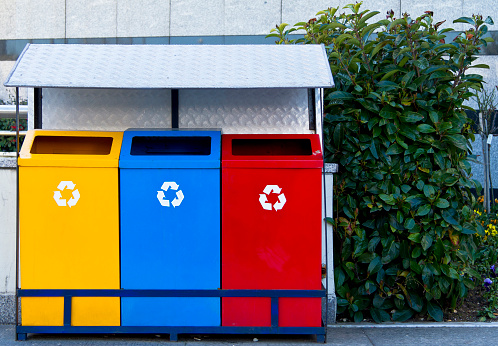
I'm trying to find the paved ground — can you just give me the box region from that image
[2,323,498,345]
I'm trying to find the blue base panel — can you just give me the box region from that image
[121,297,220,326]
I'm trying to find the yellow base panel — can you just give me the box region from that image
[22,297,120,326]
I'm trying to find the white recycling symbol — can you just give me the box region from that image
[259,185,286,211]
[53,181,80,208]
[157,182,184,207]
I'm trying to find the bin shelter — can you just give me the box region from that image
[222,134,323,327]
[17,130,123,327]
[119,129,221,326]
[5,43,335,342]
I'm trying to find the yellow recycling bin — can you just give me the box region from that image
[18,130,123,326]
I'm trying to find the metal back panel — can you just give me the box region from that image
[36,88,311,134]
[41,88,172,131]
[179,88,311,134]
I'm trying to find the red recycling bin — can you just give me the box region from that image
[221,134,323,327]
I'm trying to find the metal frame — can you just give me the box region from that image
[14,85,330,342]
[15,87,20,341]
[16,288,326,342]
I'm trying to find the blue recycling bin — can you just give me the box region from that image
[119,129,221,326]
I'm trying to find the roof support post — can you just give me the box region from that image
[34,88,42,129]
[171,89,179,129]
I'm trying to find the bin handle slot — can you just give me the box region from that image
[231,139,313,156]
[130,136,211,156]
[31,136,113,155]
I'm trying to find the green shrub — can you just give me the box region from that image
[269,4,493,322]
[0,118,26,152]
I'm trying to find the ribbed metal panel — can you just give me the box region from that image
[179,88,311,134]
[42,88,171,131]
[5,44,334,89]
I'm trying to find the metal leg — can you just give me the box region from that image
[170,333,178,341]
[17,333,27,341]
[316,334,326,343]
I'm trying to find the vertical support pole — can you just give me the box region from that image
[308,88,316,131]
[63,296,72,327]
[33,88,42,129]
[270,297,279,330]
[318,88,334,329]
[15,87,20,340]
[323,163,337,325]
[171,89,179,129]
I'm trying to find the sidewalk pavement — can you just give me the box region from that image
[1,323,498,345]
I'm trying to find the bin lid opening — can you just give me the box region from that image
[130,136,211,156]
[31,136,113,155]
[231,138,312,156]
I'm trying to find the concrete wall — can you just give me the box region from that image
[0,0,337,39]
[0,160,16,324]
[0,0,497,40]
[471,135,498,189]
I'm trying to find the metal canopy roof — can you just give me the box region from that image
[4,44,334,89]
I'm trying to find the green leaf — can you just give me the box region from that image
[470,64,490,69]
[417,124,436,133]
[441,264,460,279]
[414,57,429,70]
[370,308,391,323]
[400,111,424,123]
[327,91,355,100]
[434,239,444,261]
[333,123,343,147]
[435,198,450,208]
[370,41,389,59]
[427,301,443,321]
[359,11,380,24]
[368,237,381,252]
[416,204,431,216]
[442,209,459,226]
[379,105,398,119]
[403,218,415,230]
[421,234,433,251]
[423,185,435,198]
[392,309,413,322]
[408,291,423,312]
[336,33,354,45]
[453,17,475,25]
[411,246,422,258]
[379,194,396,205]
[335,267,346,287]
[370,139,379,159]
[386,143,404,155]
[377,81,400,91]
[428,110,441,124]
[358,252,377,263]
[368,256,383,275]
[410,260,422,274]
[446,134,468,150]
[381,69,401,81]
[337,298,349,306]
[408,233,422,243]
[354,311,364,322]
